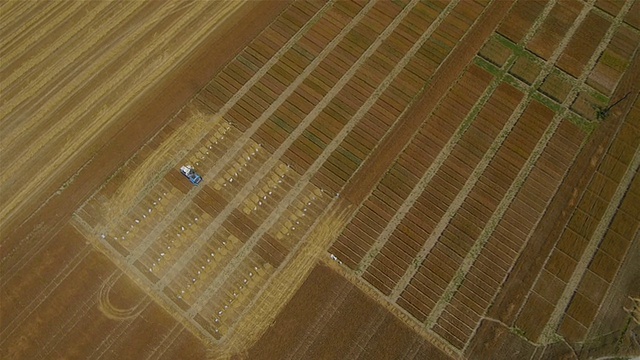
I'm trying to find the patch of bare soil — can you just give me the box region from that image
[0,2,290,358]
[246,262,453,360]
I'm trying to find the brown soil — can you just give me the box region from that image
[341,0,515,206]
[0,2,288,358]
[2,0,639,359]
[488,47,640,327]
[246,262,453,360]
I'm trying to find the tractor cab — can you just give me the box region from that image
[180,165,202,186]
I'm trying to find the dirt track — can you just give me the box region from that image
[1,1,287,358]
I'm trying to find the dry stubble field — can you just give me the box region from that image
[1,0,640,359]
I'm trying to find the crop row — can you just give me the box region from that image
[328,44,495,271]
[588,23,640,95]
[554,100,640,342]
[433,118,585,349]
[397,84,526,322]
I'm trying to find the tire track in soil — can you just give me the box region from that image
[216,208,350,356]
[283,280,352,360]
[145,324,183,360]
[97,273,148,321]
[0,245,92,343]
[37,283,152,360]
[87,300,154,360]
[124,0,335,264]
[342,307,388,360]
[71,215,220,344]
[321,257,460,358]
[2,0,248,278]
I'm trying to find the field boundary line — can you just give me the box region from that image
[192,0,463,313]
[389,86,532,303]
[160,0,383,296]
[356,60,504,278]
[584,224,640,343]
[428,111,562,329]
[144,324,183,360]
[541,137,640,343]
[343,308,387,360]
[70,215,219,344]
[518,0,558,47]
[322,256,463,358]
[125,0,335,263]
[35,272,150,360]
[90,300,154,360]
[510,0,635,331]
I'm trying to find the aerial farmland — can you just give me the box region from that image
[1,0,639,359]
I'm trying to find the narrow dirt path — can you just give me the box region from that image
[340,0,515,207]
[0,0,289,279]
[488,44,640,326]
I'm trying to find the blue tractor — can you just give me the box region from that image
[180,165,202,186]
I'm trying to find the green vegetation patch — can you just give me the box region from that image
[478,36,512,68]
[531,92,563,113]
[509,56,542,85]
[566,112,597,134]
[599,50,629,73]
[539,69,574,103]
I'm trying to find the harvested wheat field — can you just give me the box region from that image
[1,0,639,359]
